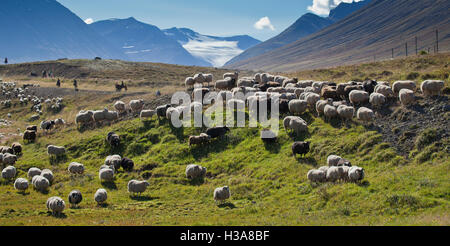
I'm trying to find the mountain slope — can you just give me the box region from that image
[163,28,261,67]
[225,0,370,67]
[0,0,125,63]
[227,0,450,72]
[90,18,211,67]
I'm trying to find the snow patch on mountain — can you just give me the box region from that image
[182,37,243,67]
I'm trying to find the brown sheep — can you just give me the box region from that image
[189,133,211,146]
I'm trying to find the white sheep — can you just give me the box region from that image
[1,166,16,180]
[316,99,332,116]
[127,180,150,196]
[32,175,50,192]
[46,196,65,215]
[214,186,230,203]
[399,89,415,106]
[357,107,375,122]
[305,93,320,109]
[318,166,329,173]
[286,116,308,135]
[327,155,342,166]
[185,164,207,180]
[326,166,341,182]
[68,162,85,175]
[349,90,369,106]
[288,99,308,115]
[28,167,42,179]
[369,93,386,108]
[392,80,416,95]
[75,110,94,126]
[337,105,354,121]
[47,145,66,156]
[375,85,394,98]
[41,169,54,183]
[114,101,126,114]
[140,109,156,120]
[129,99,145,113]
[14,178,29,192]
[323,105,338,120]
[348,166,365,182]
[94,188,108,205]
[2,153,17,165]
[105,154,122,170]
[421,80,444,96]
[99,168,114,182]
[307,169,327,183]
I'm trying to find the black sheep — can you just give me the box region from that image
[121,157,134,171]
[278,99,289,114]
[292,141,310,157]
[363,79,378,94]
[156,104,171,119]
[206,126,230,138]
[106,131,120,147]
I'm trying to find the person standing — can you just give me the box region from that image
[56,78,61,87]
[4,57,8,64]
[73,79,78,91]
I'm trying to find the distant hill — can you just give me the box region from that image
[163,27,260,67]
[225,0,370,66]
[226,0,450,72]
[0,0,125,63]
[90,18,211,67]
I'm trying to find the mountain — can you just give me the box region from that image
[90,18,211,66]
[226,0,450,72]
[0,0,125,63]
[225,0,371,67]
[163,28,261,67]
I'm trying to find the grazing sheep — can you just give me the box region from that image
[189,133,211,146]
[68,190,83,207]
[14,178,29,192]
[129,99,145,114]
[54,118,65,128]
[343,85,364,100]
[237,78,254,87]
[40,120,55,132]
[349,90,369,106]
[32,175,50,192]
[46,196,65,215]
[185,77,195,88]
[362,80,378,94]
[114,101,126,114]
[214,186,231,203]
[206,126,230,138]
[185,164,207,180]
[327,155,342,166]
[369,92,386,108]
[2,153,17,165]
[1,166,16,180]
[316,99,333,116]
[321,86,339,101]
[285,116,308,134]
[323,105,338,120]
[421,80,444,96]
[75,110,94,127]
[0,146,13,154]
[337,105,354,121]
[140,109,156,120]
[26,125,38,132]
[121,157,134,171]
[99,164,115,173]
[357,107,375,122]
[11,142,22,155]
[223,72,238,80]
[127,180,150,195]
[156,104,171,120]
[318,166,329,173]
[23,130,37,142]
[104,110,119,122]
[41,169,54,183]
[105,155,122,170]
[392,80,416,95]
[307,169,327,183]
[305,93,320,109]
[68,162,85,175]
[47,145,66,156]
[326,166,341,182]
[106,132,120,147]
[215,77,236,90]
[348,166,365,182]
[375,85,394,98]
[94,188,108,204]
[99,168,114,182]
[399,89,415,106]
[27,167,42,179]
[288,99,308,115]
[292,141,310,157]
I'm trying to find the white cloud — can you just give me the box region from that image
[254,17,275,31]
[182,39,243,67]
[307,0,362,16]
[84,18,94,24]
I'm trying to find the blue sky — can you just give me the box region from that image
[57,0,353,41]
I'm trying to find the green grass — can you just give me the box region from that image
[0,104,448,225]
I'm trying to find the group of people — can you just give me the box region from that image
[55,78,78,91]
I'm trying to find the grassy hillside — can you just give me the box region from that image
[0,56,448,225]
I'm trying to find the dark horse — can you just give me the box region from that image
[115,82,128,92]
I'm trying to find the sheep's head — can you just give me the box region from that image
[143,181,150,187]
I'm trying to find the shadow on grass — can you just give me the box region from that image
[190,136,236,161]
[296,156,317,166]
[46,211,67,218]
[357,180,370,187]
[49,154,68,165]
[97,203,109,208]
[218,202,236,209]
[188,178,205,186]
[101,181,117,190]
[169,124,185,142]
[130,195,159,201]
[263,141,281,153]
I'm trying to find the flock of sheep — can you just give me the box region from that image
[0,70,446,217]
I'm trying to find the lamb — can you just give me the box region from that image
[94,188,108,204]
[14,178,29,192]
[292,141,310,157]
[1,166,16,180]
[337,105,354,121]
[375,85,394,98]
[114,101,126,114]
[32,175,50,192]
[189,133,211,146]
[99,168,114,182]
[2,153,17,165]
[357,107,375,122]
[327,155,343,166]
[127,180,150,195]
[392,80,416,95]
[307,169,327,183]
[206,126,230,138]
[185,164,207,180]
[349,90,369,106]
[106,132,120,147]
[11,142,22,155]
[288,99,308,115]
[46,196,65,216]
[121,157,134,171]
[369,92,386,108]
[156,104,171,120]
[399,89,415,106]
[68,190,83,207]
[75,110,94,127]
[129,99,145,113]
[214,186,231,203]
[47,145,66,156]
[421,80,444,96]
[105,155,122,170]
[68,162,85,175]
[140,109,156,120]
[348,166,365,182]
[323,105,338,121]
